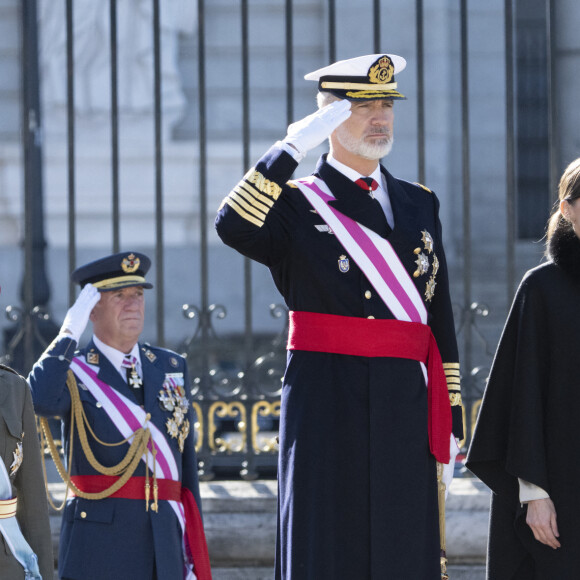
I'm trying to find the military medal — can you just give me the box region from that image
[122,355,143,389]
[128,368,143,389]
[432,255,439,276]
[10,441,23,476]
[413,251,429,278]
[158,373,190,452]
[421,230,434,253]
[425,277,437,302]
[338,255,350,273]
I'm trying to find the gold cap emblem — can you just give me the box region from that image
[121,253,140,273]
[368,56,394,84]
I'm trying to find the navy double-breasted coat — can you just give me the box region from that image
[215,145,463,579]
[29,337,202,580]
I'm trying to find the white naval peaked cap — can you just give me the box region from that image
[304,53,407,100]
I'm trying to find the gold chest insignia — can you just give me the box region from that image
[425,277,437,302]
[10,441,23,476]
[159,373,190,452]
[421,230,434,253]
[432,255,440,277]
[338,255,350,273]
[413,252,430,278]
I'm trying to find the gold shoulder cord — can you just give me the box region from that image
[39,370,158,512]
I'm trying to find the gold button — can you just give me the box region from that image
[96,402,102,408]
[364,290,372,299]
[367,315,375,319]
[80,511,87,519]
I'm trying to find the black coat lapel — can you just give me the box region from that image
[315,156,391,236]
[381,167,420,244]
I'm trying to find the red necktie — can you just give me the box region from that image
[355,177,379,198]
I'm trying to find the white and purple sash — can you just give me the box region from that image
[295,176,429,383]
[295,176,428,325]
[70,356,196,580]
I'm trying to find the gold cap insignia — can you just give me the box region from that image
[368,55,394,84]
[121,253,140,274]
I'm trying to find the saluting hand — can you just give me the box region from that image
[526,497,561,549]
[284,99,351,156]
[61,283,101,342]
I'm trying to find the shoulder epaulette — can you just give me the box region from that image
[414,182,433,194]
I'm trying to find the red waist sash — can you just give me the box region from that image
[70,475,181,501]
[287,311,452,464]
[70,475,213,580]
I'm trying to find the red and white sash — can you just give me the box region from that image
[295,176,428,325]
[70,356,196,580]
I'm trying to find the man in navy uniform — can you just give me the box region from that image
[215,54,464,579]
[29,252,211,580]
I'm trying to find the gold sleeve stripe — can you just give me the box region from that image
[442,362,460,370]
[444,369,460,377]
[238,182,274,208]
[446,377,461,386]
[449,392,462,406]
[228,191,267,222]
[234,185,272,214]
[225,197,264,227]
[244,169,282,200]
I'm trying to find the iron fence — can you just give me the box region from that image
[5,0,557,480]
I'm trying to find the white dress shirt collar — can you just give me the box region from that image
[326,155,393,228]
[92,335,141,379]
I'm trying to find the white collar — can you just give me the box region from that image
[92,335,141,372]
[326,155,383,188]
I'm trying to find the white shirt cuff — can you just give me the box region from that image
[518,478,550,503]
[277,140,306,163]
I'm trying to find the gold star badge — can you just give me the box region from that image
[413,252,430,278]
[421,230,434,253]
[425,277,437,302]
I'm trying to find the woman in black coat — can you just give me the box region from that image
[466,157,580,579]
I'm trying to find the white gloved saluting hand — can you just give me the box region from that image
[60,283,101,342]
[284,99,352,156]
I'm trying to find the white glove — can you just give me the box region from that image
[284,99,352,156]
[61,283,101,342]
[442,436,460,499]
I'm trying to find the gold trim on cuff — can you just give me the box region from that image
[0,497,17,519]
